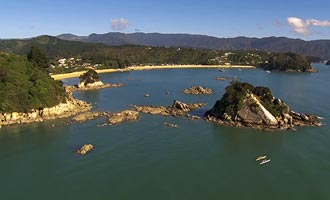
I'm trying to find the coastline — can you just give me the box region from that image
[51,65,255,80]
[0,93,92,128]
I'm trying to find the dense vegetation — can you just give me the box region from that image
[0,36,313,73]
[210,82,289,118]
[79,69,100,84]
[258,52,311,71]
[0,48,66,113]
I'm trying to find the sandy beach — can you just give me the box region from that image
[51,65,255,80]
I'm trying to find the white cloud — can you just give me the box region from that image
[306,19,330,27]
[287,17,330,35]
[111,18,129,31]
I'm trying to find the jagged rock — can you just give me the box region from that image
[171,100,204,111]
[183,86,213,95]
[77,144,94,155]
[205,81,322,130]
[108,110,139,125]
[171,100,191,112]
[133,100,205,117]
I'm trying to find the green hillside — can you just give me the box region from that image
[0,36,313,72]
[0,50,66,112]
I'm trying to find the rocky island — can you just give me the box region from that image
[205,81,322,130]
[258,52,317,73]
[66,69,123,92]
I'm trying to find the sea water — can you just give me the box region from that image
[0,65,329,200]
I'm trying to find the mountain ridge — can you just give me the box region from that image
[56,32,330,59]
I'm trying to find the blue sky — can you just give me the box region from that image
[0,0,329,40]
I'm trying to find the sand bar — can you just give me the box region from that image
[51,65,255,80]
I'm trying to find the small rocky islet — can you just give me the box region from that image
[183,86,213,95]
[66,69,123,92]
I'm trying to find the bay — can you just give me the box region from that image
[1,65,329,200]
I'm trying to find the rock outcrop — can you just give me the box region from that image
[0,93,91,127]
[77,144,94,155]
[133,100,205,117]
[108,110,139,125]
[183,86,213,95]
[205,81,322,130]
[305,68,318,73]
[72,111,109,123]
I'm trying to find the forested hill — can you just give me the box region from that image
[57,32,330,59]
[0,50,66,112]
[0,35,314,72]
[0,35,108,58]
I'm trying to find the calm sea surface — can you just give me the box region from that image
[1,64,330,200]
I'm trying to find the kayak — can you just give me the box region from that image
[260,159,271,165]
[256,156,267,161]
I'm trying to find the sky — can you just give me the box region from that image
[0,0,329,40]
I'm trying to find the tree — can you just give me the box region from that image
[27,46,49,70]
[79,69,100,85]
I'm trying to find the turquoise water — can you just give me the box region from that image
[1,65,330,200]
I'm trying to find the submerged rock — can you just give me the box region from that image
[164,122,179,128]
[205,81,322,130]
[214,76,234,81]
[186,114,201,120]
[77,144,94,155]
[183,86,213,95]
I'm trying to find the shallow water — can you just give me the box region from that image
[1,65,330,200]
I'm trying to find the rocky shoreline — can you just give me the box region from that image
[205,111,322,131]
[0,92,91,128]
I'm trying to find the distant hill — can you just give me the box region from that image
[0,35,108,58]
[0,35,315,72]
[57,32,330,59]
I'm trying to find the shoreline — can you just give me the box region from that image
[51,64,255,80]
